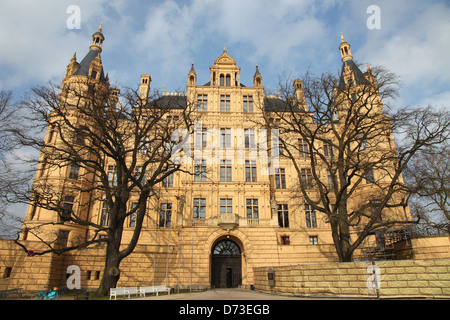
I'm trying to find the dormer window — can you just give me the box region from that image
[91,70,97,79]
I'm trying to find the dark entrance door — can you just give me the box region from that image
[211,240,242,288]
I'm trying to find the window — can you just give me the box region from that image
[69,163,80,179]
[220,198,233,214]
[56,230,70,248]
[194,160,207,181]
[309,236,318,245]
[220,74,225,86]
[243,96,253,113]
[220,160,232,182]
[305,204,317,228]
[220,95,231,112]
[281,236,290,245]
[193,198,206,221]
[195,128,208,148]
[324,141,333,158]
[275,168,286,189]
[61,196,74,221]
[226,74,231,86]
[108,166,117,186]
[91,70,97,79]
[3,267,12,278]
[327,170,334,189]
[100,203,109,227]
[244,129,256,149]
[300,168,313,189]
[365,169,375,184]
[162,173,174,187]
[246,199,259,219]
[245,160,257,182]
[138,137,150,154]
[160,203,172,227]
[197,94,208,112]
[277,204,289,228]
[129,203,137,227]
[220,128,231,148]
[135,166,146,184]
[298,139,309,158]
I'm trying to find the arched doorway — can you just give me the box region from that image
[211,239,242,288]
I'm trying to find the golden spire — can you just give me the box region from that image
[340,32,345,43]
[99,22,103,33]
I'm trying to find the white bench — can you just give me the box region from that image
[109,287,139,300]
[139,285,171,297]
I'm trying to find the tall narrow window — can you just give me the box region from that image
[275,168,286,189]
[195,128,208,148]
[197,94,208,112]
[220,74,225,86]
[226,74,231,86]
[220,160,232,182]
[244,129,256,149]
[243,96,253,112]
[277,204,289,228]
[300,168,313,189]
[220,95,230,112]
[365,169,375,184]
[305,204,317,228]
[298,139,309,158]
[220,199,233,214]
[162,173,174,187]
[56,230,70,248]
[193,198,206,221]
[324,141,333,158]
[100,203,110,227]
[245,160,257,182]
[160,203,172,227]
[246,199,258,219]
[69,163,80,179]
[108,166,117,186]
[129,203,137,227]
[194,160,207,181]
[220,128,231,148]
[61,196,75,221]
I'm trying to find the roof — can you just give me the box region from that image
[264,97,303,112]
[73,49,106,83]
[145,95,187,109]
[337,59,369,92]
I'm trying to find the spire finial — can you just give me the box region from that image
[341,32,345,43]
[99,22,103,33]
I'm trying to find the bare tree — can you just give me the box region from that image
[12,81,195,295]
[263,65,450,262]
[404,144,450,233]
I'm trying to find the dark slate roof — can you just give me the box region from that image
[73,49,106,83]
[264,97,303,112]
[337,59,368,92]
[145,95,187,109]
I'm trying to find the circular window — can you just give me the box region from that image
[212,240,241,255]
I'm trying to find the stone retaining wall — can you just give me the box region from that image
[253,259,450,298]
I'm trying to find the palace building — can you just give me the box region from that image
[1,26,414,293]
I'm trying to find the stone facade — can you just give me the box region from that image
[1,27,424,294]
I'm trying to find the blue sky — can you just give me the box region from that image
[1,0,449,110]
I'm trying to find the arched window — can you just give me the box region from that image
[226,74,231,86]
[220,74,225,86]
[213,240,241,255]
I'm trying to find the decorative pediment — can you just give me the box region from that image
[214,48,236,65]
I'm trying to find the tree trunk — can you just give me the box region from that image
[97,241,122,296]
